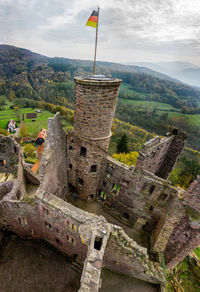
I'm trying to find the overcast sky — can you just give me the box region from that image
[1,0,200,65]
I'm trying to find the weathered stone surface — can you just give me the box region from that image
[39,112,68,198]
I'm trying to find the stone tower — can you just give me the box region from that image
[67,76,121,199]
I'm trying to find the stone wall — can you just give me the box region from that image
[0,181,14,200]
[39,113,68,198]
[74,77,121,151]
[99,156,180,250]
[136,128,186,179]
[104,225,164,285]
[0,135,20,175]
[164,216,200,269]
[164,176,200,268]
[67,132,107,200]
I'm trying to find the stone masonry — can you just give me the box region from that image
[0,76,200,291]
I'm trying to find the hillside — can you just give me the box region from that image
[0,45,200,110]
[127,61,200,87]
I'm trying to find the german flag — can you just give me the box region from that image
[86,10,98,28]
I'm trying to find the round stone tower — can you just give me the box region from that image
[74,76,122,151]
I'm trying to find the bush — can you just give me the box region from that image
[0,128,9,136]
[23,144,36,158]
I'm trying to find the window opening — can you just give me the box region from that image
[69,163,72,169]
[113,183,120,192]
[69,146,73,150]
[124,212,129,220]
[80,147,87,157]
[100,191,107,200]
[149,206,154,212]
[94,236,103,251]
[107,165,114,175]
[78,178,83,186]
[103,181,107,187]
[149,185,155,194]
[91,164,97,173]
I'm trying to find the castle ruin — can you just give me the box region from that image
[0,76,200,291]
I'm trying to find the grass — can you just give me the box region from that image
[120,83,147,96]
[167,111,200,127]
[194,247,200,260]
[119,98,177,110]
[0,97,73,138]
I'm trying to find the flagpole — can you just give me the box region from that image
[93,6,99,75]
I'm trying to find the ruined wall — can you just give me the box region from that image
[136,128,186,179]
[99,156,180,250]
[0,135,26,197]
[0,135,20,175]
[164,216,200,269]
[0,181,14,200]
[104,225,164,285]
[164,177,200,268]
[40,113,68,198]
[74,77,121,151]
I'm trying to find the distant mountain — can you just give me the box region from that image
[126,61,200,87]
[0,44,199,109]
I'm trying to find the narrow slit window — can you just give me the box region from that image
[149,185,155,194]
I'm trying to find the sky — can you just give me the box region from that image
[1,0,200,65]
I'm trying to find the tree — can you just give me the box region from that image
[117,134,129,153]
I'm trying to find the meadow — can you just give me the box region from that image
[0,97,73,138]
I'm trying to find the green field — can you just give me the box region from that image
[119,83,148,99]
[118,95,200,128]
[119,98,177,110]
[0,98,73,137]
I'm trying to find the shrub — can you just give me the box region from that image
[0,128,9,136]
[23,144,36,158]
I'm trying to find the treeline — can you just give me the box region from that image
[111,70,200,109]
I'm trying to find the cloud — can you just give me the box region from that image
[0,0,200,64]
